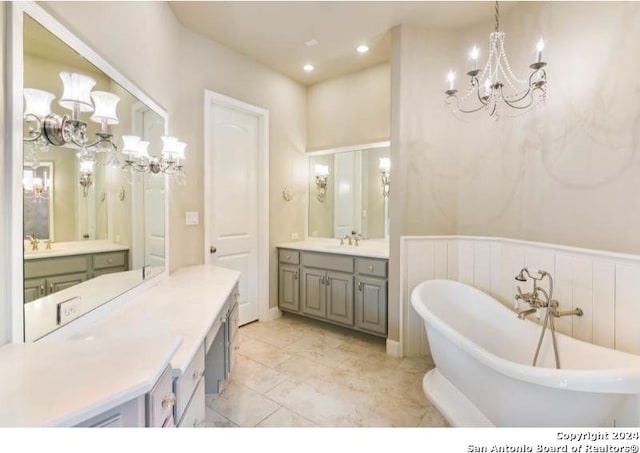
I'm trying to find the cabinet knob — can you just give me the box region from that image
[161,394,176,410]
[192,370,202,381]
[193,419,204,428]
[286,255,291,260]
[368,265,374,272]
[49,283,54,293]
[39,284,45,295]
[107,258,113,264]
[358,281,364,291]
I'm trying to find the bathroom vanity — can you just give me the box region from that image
[0,265,240,427]
[23,241,129,303]
[277,240,389,337]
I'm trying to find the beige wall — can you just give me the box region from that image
[307,63,390,151]
[40,1,308,313]
[389,2,640,343]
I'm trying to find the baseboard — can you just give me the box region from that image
[260,306,282,322]
[386,338,402,357]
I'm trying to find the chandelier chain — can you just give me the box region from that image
[494,0,500,32]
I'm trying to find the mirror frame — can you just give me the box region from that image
[304,140,390,240]
[6,1,170,342]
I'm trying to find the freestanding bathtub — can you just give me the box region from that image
[411,279,640,427]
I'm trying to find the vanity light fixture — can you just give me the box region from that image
[314,164,329,202]
[379,157,390,198]
[444,1,547,119]
[23,72,121,163]
[22,168,51,202]
[122,135,186,180]
[79,157,94,197]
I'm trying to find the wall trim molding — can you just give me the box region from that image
[386,338,402,357]
[400,235,640,358]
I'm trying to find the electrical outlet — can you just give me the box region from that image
[291,232,299,240]
[185,211,199,226]
[57,297,82,326]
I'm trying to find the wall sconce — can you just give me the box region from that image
[314,164,329,202]
[79,158,94,197]
[379,158,390,198]
[122,135,186,180]
[23,168,51,202]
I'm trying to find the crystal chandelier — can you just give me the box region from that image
[444,1,548,120]
[22,167,51,202]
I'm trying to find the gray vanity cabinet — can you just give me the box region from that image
[301,267,327,318]
[278,263,299,312]
[278,247,387,337]
[326,271,354,326]
[355,276,387,335]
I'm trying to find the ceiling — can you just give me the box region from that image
[169,1,509,86]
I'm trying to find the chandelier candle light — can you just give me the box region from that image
[444,1,548,119]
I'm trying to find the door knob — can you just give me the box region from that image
[210,246,217,254]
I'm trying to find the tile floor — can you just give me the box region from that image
[204,313,449,427]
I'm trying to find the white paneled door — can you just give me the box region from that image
[205,92,268,326]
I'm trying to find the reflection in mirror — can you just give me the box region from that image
[308,144,390,239]
[22,14,166,341]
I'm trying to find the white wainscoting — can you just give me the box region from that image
[400,236,640,358]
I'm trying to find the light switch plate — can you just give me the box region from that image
[185,211,199,226]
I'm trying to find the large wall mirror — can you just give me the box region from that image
[308,143,390,240]
[19,9,167,341]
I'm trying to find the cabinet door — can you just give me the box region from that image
[301,267,326,318]
[355,276,387,335]
[326,271,354,326]
[47,272,89,294]
[278,264,300,312]
[24,278,46,303]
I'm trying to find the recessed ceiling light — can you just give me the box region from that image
[303,64,314,72]
[305,39,319,47]
[356,44,369,54]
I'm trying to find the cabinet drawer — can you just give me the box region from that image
[93,251,127,270]
[174,343,205,421]
[178,376,205,428]
[146,365,175,427]
[279,249,300,264]
[25,255,89,278]
[302,252,353,273]
[356,258,388,278]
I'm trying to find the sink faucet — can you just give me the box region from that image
[340,234,352,246]
[352,231,362,246]
[26,234,39,251]
[44,239,52,250]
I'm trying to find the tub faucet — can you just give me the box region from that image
[514,268,583,369]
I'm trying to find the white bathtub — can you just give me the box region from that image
[410,279,640,427]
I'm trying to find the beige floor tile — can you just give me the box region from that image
[397,356,434,374]
[274,355,334,382]
[256,407,317,427]
[210,380,280,427]
[238,338,293,368]
[419,406,450,427]
[231,355,288,393]
[241,323,305,348]
[265,379,360,427]
[204,407,237,427]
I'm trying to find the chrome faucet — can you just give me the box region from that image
[340,234,352,246]
[26,234,39,251]
[514,268,583,369]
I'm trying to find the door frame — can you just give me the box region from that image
[203,90,270,322]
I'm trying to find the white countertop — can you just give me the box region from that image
[64,265,241,376]
[2,264,240,426]
[24,240,129,260]
[0,336,181,427]
[277,238,389,259]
